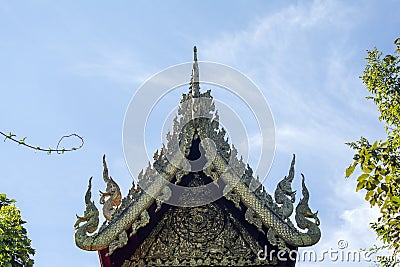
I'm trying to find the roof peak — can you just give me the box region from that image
[190,46,200,97]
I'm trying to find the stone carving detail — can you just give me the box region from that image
[155,186,172,212]
[223,186,241,210]
[122,203,270,267]
[74,177,99,247]
[99,155,122,221]
[274,154,296,220]
[131,210,150,237]
[245,207,264,234]
[295,174,320,240]
[120,179,142,211]
[172,203,225,243]
[267,227,290,252]
[174,170,188,185]
[107,231,128,256]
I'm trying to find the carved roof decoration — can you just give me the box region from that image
[74,47,321,266]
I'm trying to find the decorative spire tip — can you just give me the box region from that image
[190,46,200,97]
[193,46,197,61]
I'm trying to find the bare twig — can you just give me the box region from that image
[1,131,84,154]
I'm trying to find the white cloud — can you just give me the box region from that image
[73,47,153,88]
[202,1,357,65]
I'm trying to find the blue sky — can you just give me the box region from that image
[1,0,399,266]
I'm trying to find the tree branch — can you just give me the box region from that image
[1,131,84,154]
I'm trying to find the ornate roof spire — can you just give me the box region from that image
[190,46,200,97]
[193,45,198,61]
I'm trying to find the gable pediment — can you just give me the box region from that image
[73,47,321,267]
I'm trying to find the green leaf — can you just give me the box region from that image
[362,164,374,173]
[356,180,367,192]
[365,180,377,190]
[18,137,26,145]
[365,190,374,201]
[357,173,370,182]
[391,196,400,206]
[381,183,389,192]
[4,132,15,142]
[384,175,390,183]
[372,140,379,149]
[379,167,388,175]
[346,162,357,178]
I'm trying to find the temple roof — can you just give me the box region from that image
[74,47,321,266]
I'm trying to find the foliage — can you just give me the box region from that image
[363,244,400,267]
[346,38,400,266]
[0,194,35,267]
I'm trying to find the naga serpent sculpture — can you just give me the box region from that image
[99,155,122,221]
[274,154,297,220]
[295,174,320,235]
[74,177,99,240]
